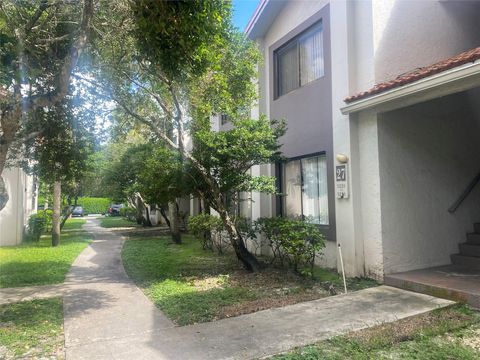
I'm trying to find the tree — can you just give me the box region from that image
[86,0,285,271]
[137,144,197,242]
[0,0,94,211]
[23,99,94,246]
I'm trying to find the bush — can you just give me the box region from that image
[120,206,137,221]
[188,214,225,252]
[76,197,111,214]
[25,210,53,241]
[255,217,325,275]
[37,209,53,232]
[25,214,45,242]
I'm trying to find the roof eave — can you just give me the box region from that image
[341,60,480,115]
[245,0,288,39]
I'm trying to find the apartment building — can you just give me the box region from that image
[0,168,37,246]
[233,0,480,281]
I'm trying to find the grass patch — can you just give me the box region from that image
[0,219,92,288]
[62,218,86,231]
[0,298,64,359]
[272,305,480,359]
[122,233,377,325]
[99,216,140,228]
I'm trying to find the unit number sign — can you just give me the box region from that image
[335,164,349,199]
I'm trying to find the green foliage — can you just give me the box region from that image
[131,0,232,81]
[188,213,224,250]
[101,143,152,202]
[25,214,45,242]
[138,145,193,206]
[76,197,111,214]
[119,206,137,220]
[188,214,255,254]
[0,219,91,288]
[255,217,326,275]
[0,299,64,358]
[194,116,286,195]
[25,210,54,241]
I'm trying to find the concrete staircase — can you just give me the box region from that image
[451,222,480,269]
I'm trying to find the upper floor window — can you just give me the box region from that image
[275,22,324,98]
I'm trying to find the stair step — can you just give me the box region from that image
[459,243,480,257]
[466,233,480,245]
[451,254,480,270]
[474,223,480,234]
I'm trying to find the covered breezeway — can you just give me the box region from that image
[341,51,480,307]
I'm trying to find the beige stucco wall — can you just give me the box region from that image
[372,0,480,83]
[0,168,37,246]
[377,91,480,274]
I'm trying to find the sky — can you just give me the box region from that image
[232,0,261,31]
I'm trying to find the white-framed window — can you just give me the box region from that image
[282,154,329,225]
[275,21,324,98]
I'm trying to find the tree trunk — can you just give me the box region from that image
[202,198,212,245]
[0,176,8,212]
[134,196,143,224]
[217,204,261,272]
[52,181,61,247]
[159,207,171,228]
[60,205,73,230]
[143,206,152,227]
[168,201,181,244]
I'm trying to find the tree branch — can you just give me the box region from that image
[29,0,94,110]
[24,0,50,34]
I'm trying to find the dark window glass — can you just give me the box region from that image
[275,22,324,97]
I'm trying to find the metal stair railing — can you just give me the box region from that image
[448,170,480,213]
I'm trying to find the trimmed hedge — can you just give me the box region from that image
[76,197,111,214]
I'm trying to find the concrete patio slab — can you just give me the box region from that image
[385,265,480,309]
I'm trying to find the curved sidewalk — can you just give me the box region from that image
[1,218,455,359]
[63,219,454,359]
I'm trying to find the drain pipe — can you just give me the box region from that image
[338,244,348,294]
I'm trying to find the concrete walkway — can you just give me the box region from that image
[1,218,455,359]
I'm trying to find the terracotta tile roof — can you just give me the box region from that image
[344,47,480,103]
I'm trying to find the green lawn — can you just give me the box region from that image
[0,218,92,288]
[0,298,64,359]
[122,234,376,325]
[100,216,140,228]
[272,305,480,359]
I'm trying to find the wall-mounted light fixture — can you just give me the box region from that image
[336,153,349,163]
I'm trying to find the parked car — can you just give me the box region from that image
[72,206,84,217]
[108,204,123,216]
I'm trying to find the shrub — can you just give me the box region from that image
[25,214,45,242]
[37,209,53,232]
[24,210,53,241]
[188,213,225,251]
[255,217,325,275]
[120,206,137,221]
[76,197,111,214]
